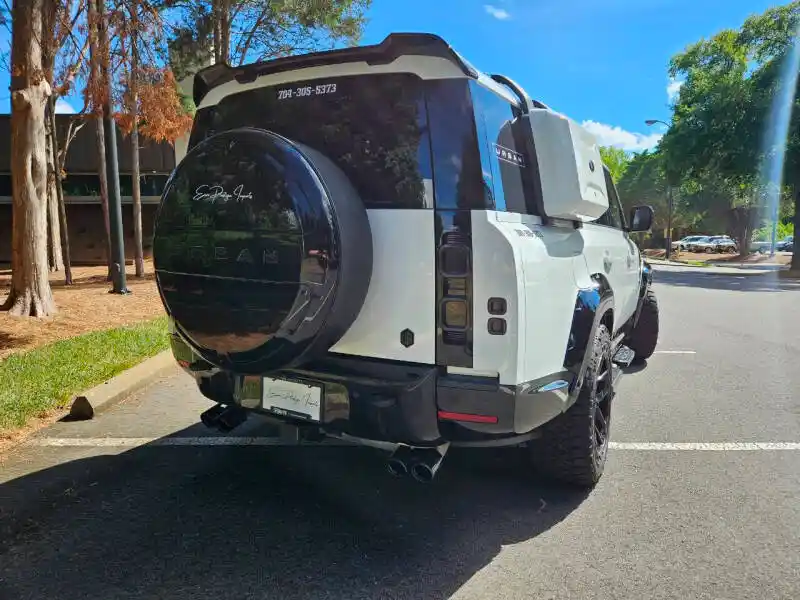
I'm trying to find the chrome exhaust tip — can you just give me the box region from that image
[409,445,449,483]
[386,445,413,477]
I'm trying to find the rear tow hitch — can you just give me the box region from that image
[200,404,248,432]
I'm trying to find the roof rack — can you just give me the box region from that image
[193,33,479,106]
[488,74,550,114]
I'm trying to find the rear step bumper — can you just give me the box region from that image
[176,343,583,448]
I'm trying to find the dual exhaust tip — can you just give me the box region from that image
[201,404,446,483]
[387,444,448,483]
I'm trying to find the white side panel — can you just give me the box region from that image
[514,216,586,383]
[199,56,468,109]
[330,209,435,364]
[580,224,640,329]
[470,211,525,385]
[472,211,584,385]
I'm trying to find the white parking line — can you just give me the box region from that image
[25,437,800,450]
[654,350,697,354]
[610,442,800,450]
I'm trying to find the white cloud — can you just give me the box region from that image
[581,120,663,152]
[667,77,684,103]
[484,4,511,20]
[55,98,77,114]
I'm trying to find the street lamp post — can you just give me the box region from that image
[645,119,672,260]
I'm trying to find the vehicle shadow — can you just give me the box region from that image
[653,268,799,293]
[0,428,590,600]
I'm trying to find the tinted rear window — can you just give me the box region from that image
[188,73,433,209]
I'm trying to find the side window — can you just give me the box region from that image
[470,82,529,214]
[596,168,624,229]
[425,79,489,210]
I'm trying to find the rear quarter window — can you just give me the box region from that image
[188,73,433,210]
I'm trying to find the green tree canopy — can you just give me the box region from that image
[657,1,800,260]
[599,146,630,183]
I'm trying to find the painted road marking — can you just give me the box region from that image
[654,350,697,354]
[24,437,800,450]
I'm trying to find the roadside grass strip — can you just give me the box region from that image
[0,317,169,433]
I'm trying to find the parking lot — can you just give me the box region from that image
[1,264,799,600]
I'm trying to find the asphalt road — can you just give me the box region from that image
[1,265,799,600]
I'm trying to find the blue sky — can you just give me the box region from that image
[360,0,778,151]
[0,0,780,151]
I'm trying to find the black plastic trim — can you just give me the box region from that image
[193,33,479,106]
[563,277,614,395]
[435,211,474,368]
[631,258,653,328]
[174,332,579,446]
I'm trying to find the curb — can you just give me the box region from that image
[68,350,179,420]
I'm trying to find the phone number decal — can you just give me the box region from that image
[277,83,337,100]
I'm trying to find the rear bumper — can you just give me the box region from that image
[172,334,574,447]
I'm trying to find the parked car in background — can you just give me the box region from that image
[776,235,794,252]
[685,236,716,253]
[708,236,737,253]
[674,235,708,252]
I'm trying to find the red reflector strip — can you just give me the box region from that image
[437,410,498,424]
[177,360,190,368]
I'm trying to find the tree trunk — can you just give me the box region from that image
[49,100,72,285]
[88,0,112,279]
[2,0,56,317]
[130,0,144,277]
[42,1,62,273]
[212,0,231,64]
[45,97,64,272]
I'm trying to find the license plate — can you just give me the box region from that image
[262,378,322,422]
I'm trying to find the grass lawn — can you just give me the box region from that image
[0,316,169,435]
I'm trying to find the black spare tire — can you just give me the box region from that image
[153,127,373,373]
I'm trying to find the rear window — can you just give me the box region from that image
[188,73,434,209]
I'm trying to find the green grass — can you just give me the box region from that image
[0,316,170,434]
[680,259,708,267]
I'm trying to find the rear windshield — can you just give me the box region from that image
[188,73,434,209]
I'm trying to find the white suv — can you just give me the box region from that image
[154,33,659,488]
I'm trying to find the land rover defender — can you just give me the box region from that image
[154,33,659,488]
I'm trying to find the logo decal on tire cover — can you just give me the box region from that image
[236,249,254,264]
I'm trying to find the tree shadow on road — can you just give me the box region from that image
[653,268,800,293]
[0,429,590,600]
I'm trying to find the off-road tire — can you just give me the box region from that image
[528,324,613,488]
[626,289,659,360]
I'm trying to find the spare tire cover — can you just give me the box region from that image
[153,127,373,373]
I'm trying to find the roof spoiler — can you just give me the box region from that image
[193,33,480,106]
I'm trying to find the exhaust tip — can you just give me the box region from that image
[387,458,408,477]
[200,404,227,429]
[411,463,435,483]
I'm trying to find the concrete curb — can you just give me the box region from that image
[68,350,178,420]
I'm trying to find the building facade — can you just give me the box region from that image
[0,115,176,265]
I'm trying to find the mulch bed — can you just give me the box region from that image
[1,260,165,361]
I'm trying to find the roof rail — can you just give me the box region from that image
[488,74,550,114]
[193,33,480,106]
